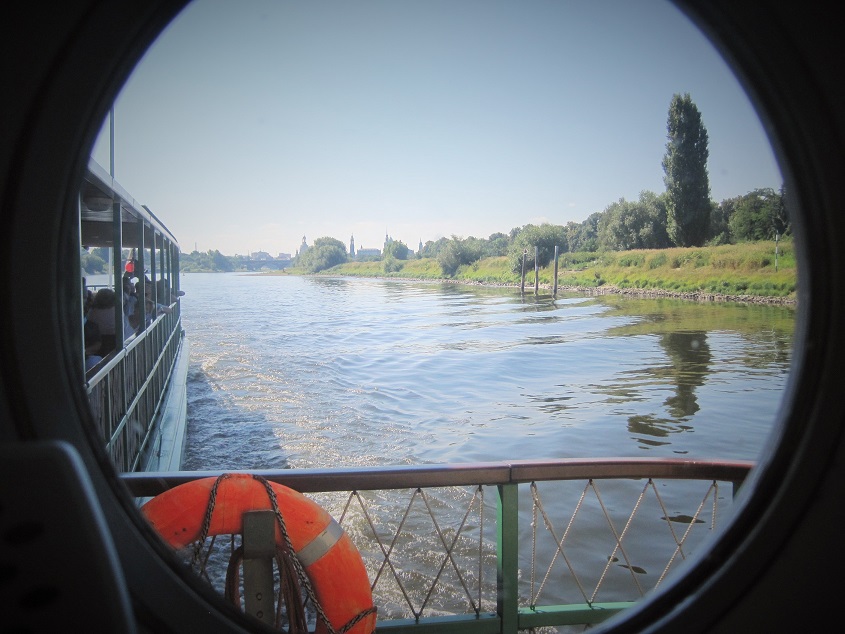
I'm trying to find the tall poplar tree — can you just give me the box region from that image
[662,93,711,246]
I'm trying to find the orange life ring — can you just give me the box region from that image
[140,473,376,634]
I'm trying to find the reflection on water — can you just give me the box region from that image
[660,331,711,418]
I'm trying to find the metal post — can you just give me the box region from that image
[174,248,181,298]
[775,231,779,272]
[111,200,126,446]
[534,246,539,296]
[112,201,124,346]
[497,483,519,634]
[553,246,559,298]
[160,237,168,303]
[138,227,146,334]
[150,231,157,307]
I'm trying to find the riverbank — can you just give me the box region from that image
[401,277,798,305]
[255,270,797,306]
[268,241,797,306]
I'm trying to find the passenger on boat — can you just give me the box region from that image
[155,278,170,304]
[84,320,103,372]
[138,279,172,328]
[82,277,92,317]
[123,273,139,335]
[155,277,185,304]
[85,288,117,355]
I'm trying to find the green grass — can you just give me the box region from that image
[275,239,797,301]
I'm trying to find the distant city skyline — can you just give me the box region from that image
[91,0,782,257]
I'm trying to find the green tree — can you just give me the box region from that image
[298,237,348,273]
[774,184,791,237]
[91,247,111,262]
[436,236,483,277]
[210,249,234,272]
[597,191,670,251]
[383,239,409,260]
[421,237,449,259]
[507,223,568,273]
[180,249,234,272]
[663,93,711,247]
[708,198,735,245]
[728,188,785,241]
[565,213,601,253]
[80,249,107,274]
[382,255,403,273]
[485,232,510,256]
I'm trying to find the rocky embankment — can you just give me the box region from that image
[433,278,797,305]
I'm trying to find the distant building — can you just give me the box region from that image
[356,247,380,258]
[297,236,309,257]
[349,235,355,257]
[250,251,272,260]
[277,252,291,261]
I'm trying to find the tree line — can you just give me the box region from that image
[291,94,788,277]
[98,94,788,277]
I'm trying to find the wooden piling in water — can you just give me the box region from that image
[534,246,539,296]
[553,245,559,297]
[521,249,527,294]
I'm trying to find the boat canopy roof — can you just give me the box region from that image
[81,159,179,251]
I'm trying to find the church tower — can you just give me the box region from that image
[350,235,355,257]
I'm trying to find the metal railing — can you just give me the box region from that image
[86,302,183,471]
[123,458,752,633]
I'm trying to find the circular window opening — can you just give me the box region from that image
[82,0,796,629]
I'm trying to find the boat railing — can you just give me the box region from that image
[123,458,753,632]
[86,302,183,472]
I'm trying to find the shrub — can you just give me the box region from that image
[618,253,646,267]
[383,256,403,274]
[648,252,667,269]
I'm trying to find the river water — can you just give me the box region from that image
[176,272,795,623]
[180,273,794,470]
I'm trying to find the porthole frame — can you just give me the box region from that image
[1,2,844,632]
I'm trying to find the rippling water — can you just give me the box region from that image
[176,272,795,624]
[180,273,794,470]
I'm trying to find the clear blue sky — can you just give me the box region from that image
[91,0,782,257]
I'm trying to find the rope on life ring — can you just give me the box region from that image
[140,473,377,634]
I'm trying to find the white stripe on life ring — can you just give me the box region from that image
[296,518,344,567]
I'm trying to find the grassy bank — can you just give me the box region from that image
[280,240,797,303]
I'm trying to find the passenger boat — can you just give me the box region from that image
[80,159,189,473]
[3,3,845,633]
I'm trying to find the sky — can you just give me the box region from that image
[91,0,782,258]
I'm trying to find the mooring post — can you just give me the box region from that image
[521,249,527,294]
[553,245,559,297]
[534,246,539,296]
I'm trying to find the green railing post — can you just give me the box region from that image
[497,483,519,634]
